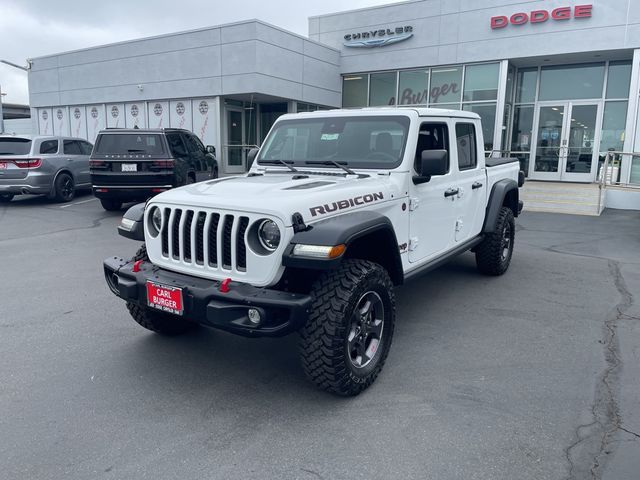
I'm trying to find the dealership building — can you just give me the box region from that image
[26,0,640,208]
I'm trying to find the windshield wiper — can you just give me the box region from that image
[305,160,356,175]
[259,159,299,172]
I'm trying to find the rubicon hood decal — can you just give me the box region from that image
[309,192,384,217]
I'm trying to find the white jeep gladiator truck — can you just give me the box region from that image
[104,108,524,396]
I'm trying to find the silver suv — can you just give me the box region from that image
[0,135,93,203]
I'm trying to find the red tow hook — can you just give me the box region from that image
[219,278,232,293]
[132,260,143,273]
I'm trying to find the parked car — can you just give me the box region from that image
[0,135,93,202]
[90,128,218,211]
[103,108,525,396]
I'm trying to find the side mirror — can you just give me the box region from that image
[413,149,448,185]
[247,148,259,168]
[206,145,216,156]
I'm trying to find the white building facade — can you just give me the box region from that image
[28,0,640,193]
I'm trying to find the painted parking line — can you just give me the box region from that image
[59,198,99,208]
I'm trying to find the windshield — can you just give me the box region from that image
[94,134,165,155]
[0,138,32,155]
[257,116,410,169]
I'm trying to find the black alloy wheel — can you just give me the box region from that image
[53,173,75,202]
[347,291,385,369]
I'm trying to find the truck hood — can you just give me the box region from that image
[149,172,402,226]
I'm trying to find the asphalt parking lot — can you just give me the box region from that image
[1,194,639,480]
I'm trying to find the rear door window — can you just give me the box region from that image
[167,133,188,156]
[79,141,93,155]
[183,134,201,154]
[63,140,83,155]
[94,134,165,155]
[39,140,59,154]
[455,123,478,170]
[0,138,32,155]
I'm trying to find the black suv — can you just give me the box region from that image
[90,128,218,211]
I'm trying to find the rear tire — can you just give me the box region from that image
[52,173,75,202]
[475,206,515,276]
[0,194,14,203]
[299,259,395,396]
[125,244,195,336]
[100,198,122,211]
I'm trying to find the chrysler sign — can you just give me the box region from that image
[491,4,592,29]
[344,26,413,48]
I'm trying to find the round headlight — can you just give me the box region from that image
[151,207,162,234]
[257,219,280,251]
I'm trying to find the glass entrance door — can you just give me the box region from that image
[530,102,601,182]
[226,108,245,174]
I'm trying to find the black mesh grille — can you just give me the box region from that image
[161,208,170,256]
[183,210,194,262]
[172,209,182,259]
[222,216,234,269]
[236,217,249,271]
[207,213,220,267]
[195,212,206,264]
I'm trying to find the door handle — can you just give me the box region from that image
[472,182,483,190]
[444,188,459,198]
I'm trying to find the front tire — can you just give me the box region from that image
[475,206,515,276]
[100,198,122,211]
[52,173,75,202]
[299,259,396,396]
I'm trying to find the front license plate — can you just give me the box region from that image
[121,163,137,172]
[146,281,183,315]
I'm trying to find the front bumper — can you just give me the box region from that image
[103,256,312,337]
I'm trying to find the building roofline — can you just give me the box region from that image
[308,0,424,20]
[30,18,339,62]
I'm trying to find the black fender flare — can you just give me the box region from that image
[117,202,146,241]
[282,210,403,284]
[482,179,519,234]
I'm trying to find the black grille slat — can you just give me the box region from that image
[236,217,249,271]
[222,216,234,269]
[183,210,194,262]
[161,208,170,256]
[172,209,182,259]
[207,213,220,267]
[195,212,206,264]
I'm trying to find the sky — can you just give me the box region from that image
[0,0,404,105]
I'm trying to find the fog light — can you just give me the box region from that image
[248,308,261,325]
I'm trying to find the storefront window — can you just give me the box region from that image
[369,72,397,106]
[463,103,496,151]
[398,69,429,105]
[430,103,459,110]
[343,75,368,108]
[463,63,500,102]
[515,68,537,103]
[430,67,462,104]
[606,61,632,99]
[600,101,628,152]
[511,105,534,152]
[539,63,605,101]
[510,105,534,174]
